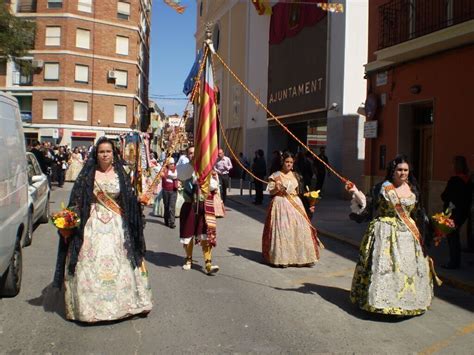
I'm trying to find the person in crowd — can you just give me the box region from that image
[65,147,84,182]
[176,149,189,166]
[262,152,321,267]
[252,149,267,205]
[315,147,329,191]
[347,155,433,316]
[53,137,152,323]
[212,170,225,218]
[269,150,282,175]
[441,155,472,269]
[55,146,68,188]
[214,148,233,203]
[30,140,51,175]
[295,151,313,191]
[238,152,250,181]
[162,157,179,229]
[177,146,220,274]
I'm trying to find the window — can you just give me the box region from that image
[73,101,88,121]
[75,64,89,83]
[42,100,58,120]
[114,105,127,124]
[117,1,130,20]
[44,63,59,81]
[47,0,63,9]
[78,0,92,13]
[45,27,61,46]
[76,28,91,49]
[115,70,127,88]
[116,36,129,55]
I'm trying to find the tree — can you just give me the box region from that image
[0,1,35,70]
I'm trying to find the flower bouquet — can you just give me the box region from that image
[303,189,321,206]
[431,210,456,246]
[51,204,80,238]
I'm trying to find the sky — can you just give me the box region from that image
[149,1,197,116]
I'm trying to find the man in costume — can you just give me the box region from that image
[177,146,220,274]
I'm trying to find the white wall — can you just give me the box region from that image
[244,3,271,159]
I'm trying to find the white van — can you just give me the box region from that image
[0,92,28,297]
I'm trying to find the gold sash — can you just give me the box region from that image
[94,180,123,216]
[383,183,442,286]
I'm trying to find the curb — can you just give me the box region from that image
[227,195,474,295]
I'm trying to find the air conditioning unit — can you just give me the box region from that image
[32,59,44,69]
[108,70,117,79]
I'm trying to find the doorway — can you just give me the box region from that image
[398,101,434,208]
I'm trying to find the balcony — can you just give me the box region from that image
[378,0,474,50]
[12,70,33,86]
[17,0,37,13]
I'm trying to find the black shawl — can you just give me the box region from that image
[53,145,145,288]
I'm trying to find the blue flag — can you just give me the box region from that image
[183,49,203,96]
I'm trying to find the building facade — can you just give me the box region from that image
[364,0,474,213]
[195,0,270,162]
[0,0,152,147]
[195,1,368,197]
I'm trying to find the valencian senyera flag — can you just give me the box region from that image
[163,0,186,14]
[194,51,218,195]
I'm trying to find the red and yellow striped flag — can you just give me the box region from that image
[194,52,218,194]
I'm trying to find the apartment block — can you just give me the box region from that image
[0,0,152,147]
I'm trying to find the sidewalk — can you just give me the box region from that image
[227,187,474,294]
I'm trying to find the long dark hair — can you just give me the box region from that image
[53,136,145,288]
[384,154,420,199]
[454,155,469,175]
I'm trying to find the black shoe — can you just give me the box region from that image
[169,224,176,229]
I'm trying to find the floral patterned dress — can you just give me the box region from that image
[350,182,433,316]
[262,171,320,266]
[64,172,152,322]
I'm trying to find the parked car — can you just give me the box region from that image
[0,92,28,297]
[24,152,51,246]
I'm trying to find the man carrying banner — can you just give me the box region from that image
[177,147,219,274]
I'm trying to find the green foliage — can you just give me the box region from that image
[0,1,36,68]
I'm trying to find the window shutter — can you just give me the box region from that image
[44,63,59,80]
[117,2,131,15]
[76,29,91,49]
[78,0,92,12]
[45,27,61,46]
[115,70,128,87]
[73,101,88,121]
[114,105,127,124]
[43,100,58,119]
[116,36,129,55]
[75,65,89,82]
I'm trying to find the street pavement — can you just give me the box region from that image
[0,183,473,354]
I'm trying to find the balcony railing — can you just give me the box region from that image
[12,71,33,86]
[17,0,37,13]
[378,0,474,50]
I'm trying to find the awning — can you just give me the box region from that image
[71,131,97,138]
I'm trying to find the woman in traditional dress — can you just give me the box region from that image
[65,147,84,181]
[262,152,321,267]
[53,137,152,323]
[348,155,434,316]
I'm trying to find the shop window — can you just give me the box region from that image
[44,62,59,81]
[117,1,130,20]
[116,36,129,55]
[76,28,91,49]
[45,26,61,46]
[73,101,88,121]
[42,100,58,120]
[74,64,89,83]
[114,105,127,124]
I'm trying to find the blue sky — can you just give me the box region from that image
[149,1,197,115]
